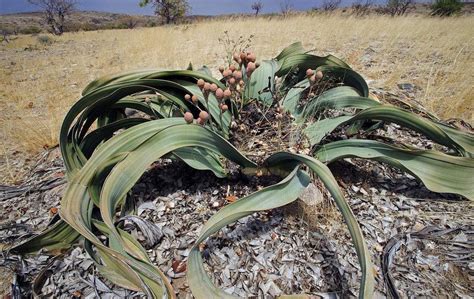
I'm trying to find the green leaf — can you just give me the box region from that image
[303,86,378,119]
[315,139,474,200]
[244,59,279,106]
[59,120,257,298]
[265,152,375,298]
[281,79,310,121]
[276,53,350,77]
[10,219,80,254]
[173,147,227,178]
[304,106,473,156]
[275,41,305,61]
[316,65,369,97]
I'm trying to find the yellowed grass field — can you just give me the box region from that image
[0,14,473,182]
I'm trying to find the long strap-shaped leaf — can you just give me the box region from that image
[315,139,474,200]
[187,167,311,299]
[9,218,80,254]
[188,153,374,299]
[302,86,380,119]
[82,69,224,96]
[276,53,351,77]
[265,152,375,299]
[275,41,305,61]
[60,120,257,298]
[62,77,227,173]
[304,106,473,157]
[244,59,279,106]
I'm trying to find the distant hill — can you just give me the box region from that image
[1,5,473,35]
[0,11,160,34]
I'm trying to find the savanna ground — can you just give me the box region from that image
[0,13,473,297]
[1,14,473,185]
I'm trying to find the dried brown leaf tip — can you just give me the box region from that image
[172,259,187,273]
[49,207,58,216]
[226,195,238,203]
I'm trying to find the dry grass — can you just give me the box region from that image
[0,14,473,182]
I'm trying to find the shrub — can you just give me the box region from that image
[116,15,140,29]
[37,34,54,45]
[19,26,42,35]
[386,0,413,16]
[352,0,374,16]
[431,0,463,16]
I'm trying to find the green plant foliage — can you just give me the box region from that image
[431,0,463,16]
[7,42,474,299]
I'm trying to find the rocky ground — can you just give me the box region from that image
[1,98,473,298]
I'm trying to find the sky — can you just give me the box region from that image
[0,0,382,15]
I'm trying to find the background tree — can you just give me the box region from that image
[352,0,374,16]
[431,0,463,16]
[139,0,189,24]
[118,15,140,29]
[386,0,413,16]
[280,0,293,15]
[251,1,263,16]
[322,0,342,11]
[28,0,76,35]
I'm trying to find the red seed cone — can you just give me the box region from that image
[229,77,236,85]
[233,52,240,62]
[210,83,218,92]
[215,88,224,99]
[199,110,209,121]
[315,70,323,80]
[223,89,232,98]
[218,66,225,73]
[191,95,198,103]
[247,62,256,72]
[221,104,228,112]
[222,69,231,77]
[233,71,242,80]
[184,112,194,124]
[247,52,256,62]
[184,94,191,101]
[306,69,314,78]
[229,65,236,72]
[197,79,205,88]
[203,82,211,92]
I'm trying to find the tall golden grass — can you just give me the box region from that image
[0,14,473,182]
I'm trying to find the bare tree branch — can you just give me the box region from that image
[322,0,342,11]
[280,0,293,16]
[28,0,76,35]
[251,1,263,16]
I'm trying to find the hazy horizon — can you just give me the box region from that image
[0,0,396,16]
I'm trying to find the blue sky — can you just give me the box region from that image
[0,0,382,15]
